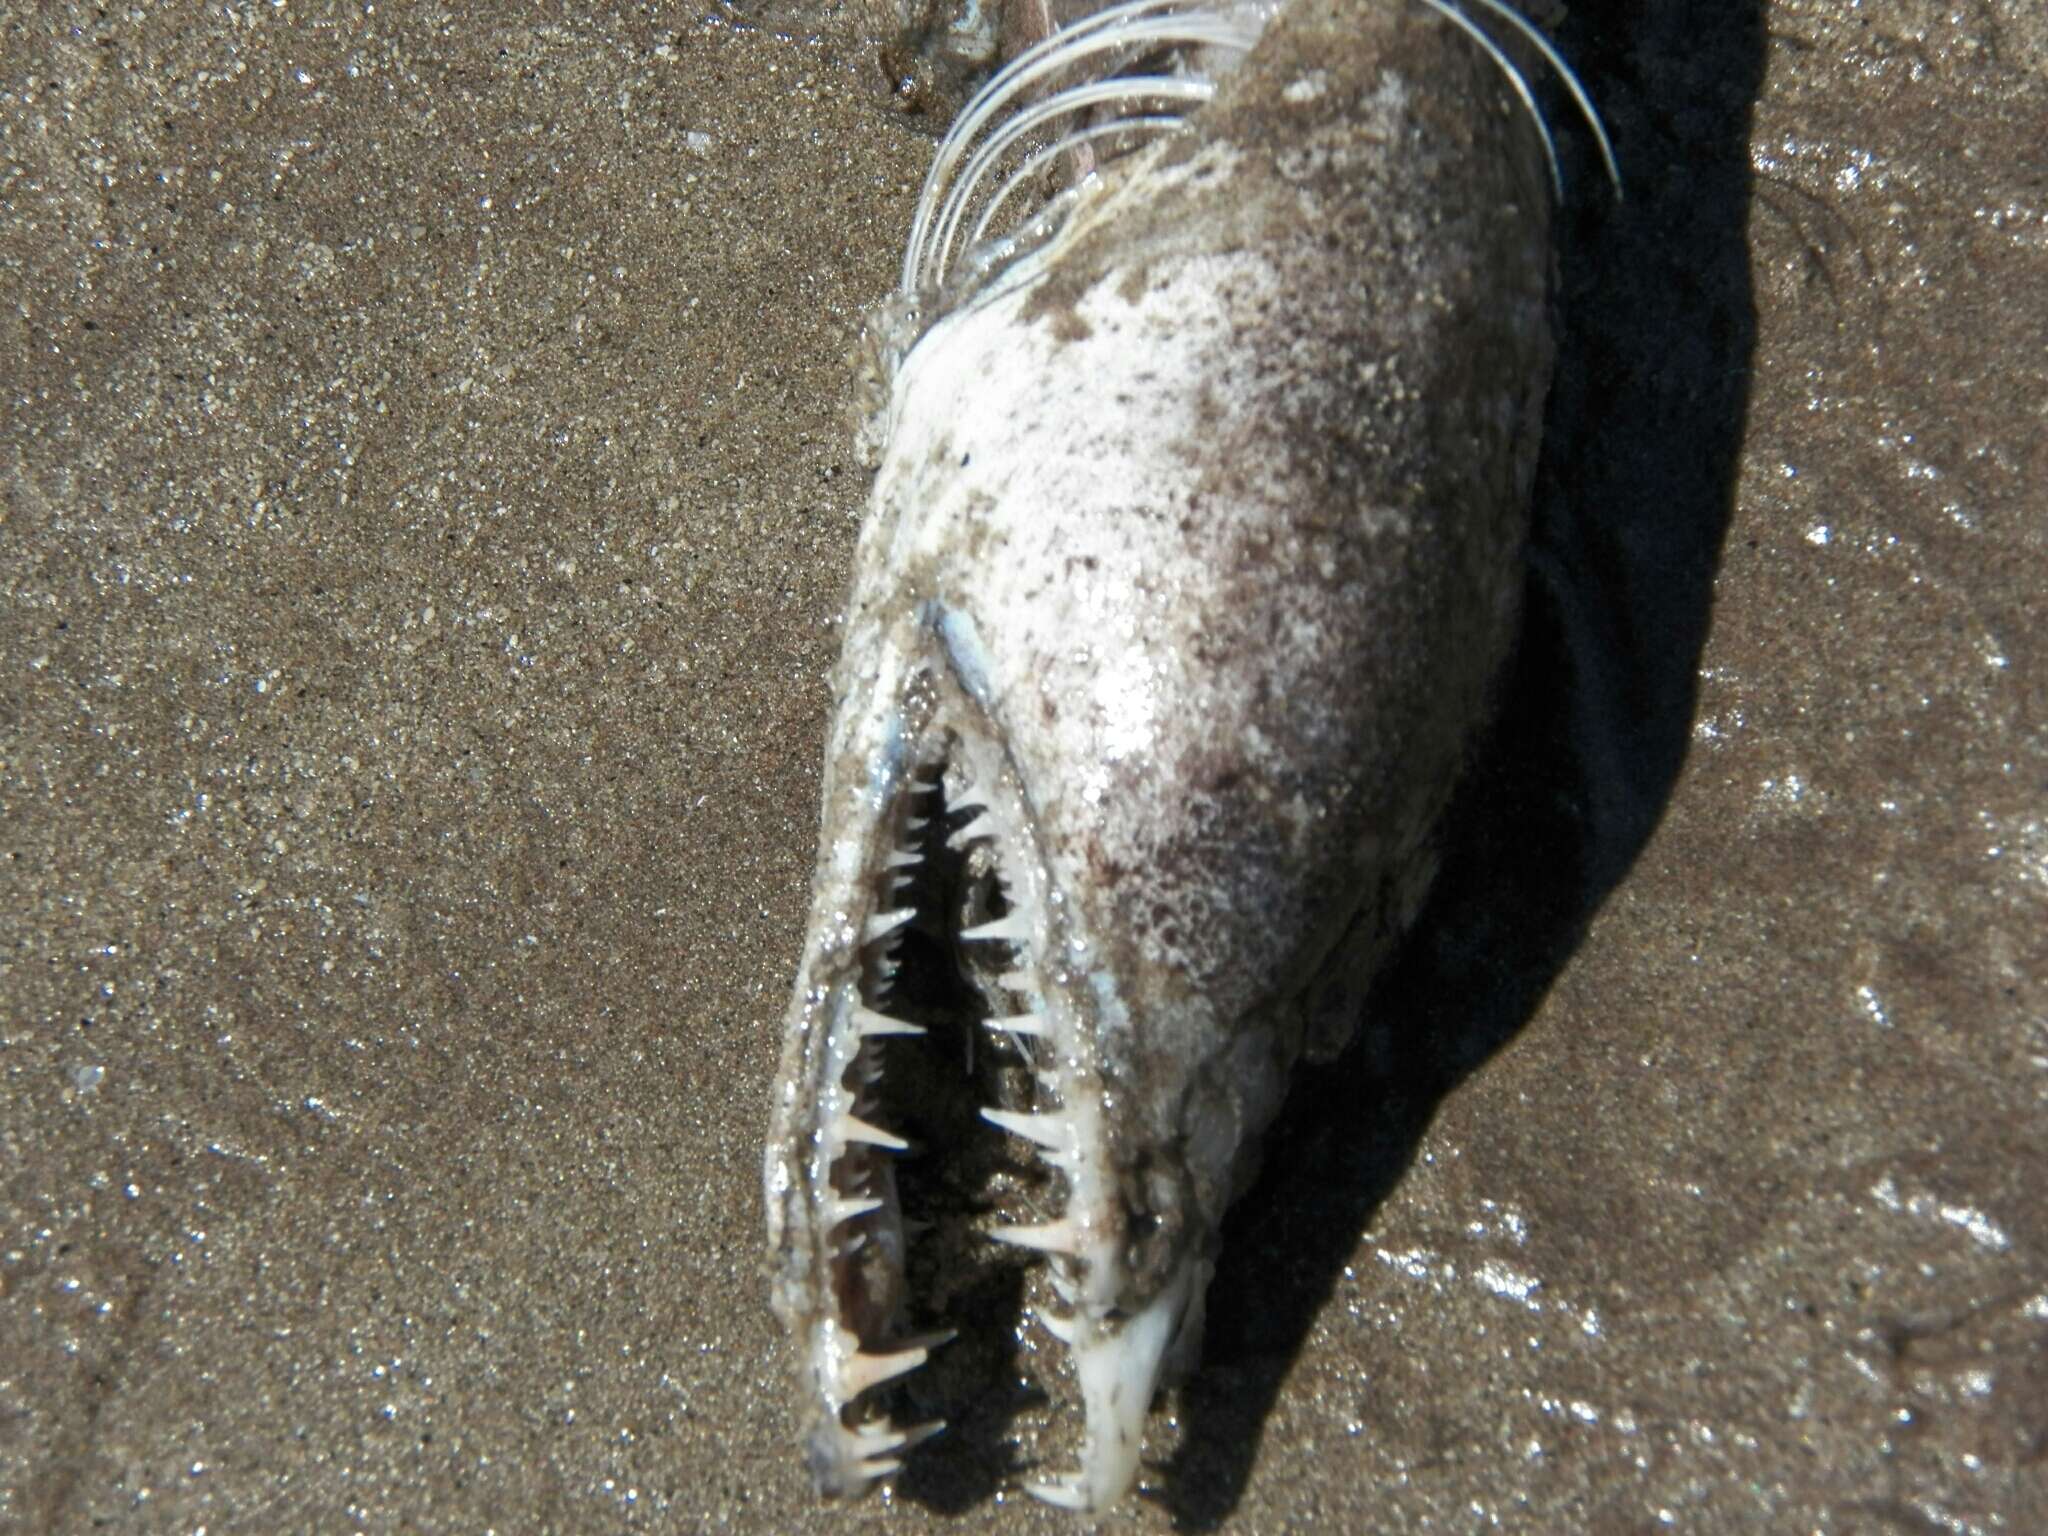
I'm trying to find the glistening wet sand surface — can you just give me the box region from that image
[3,3,2043,1531]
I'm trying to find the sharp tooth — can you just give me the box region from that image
[981,1106,1072,1155]
[1037,1308,1077,1345]
[990,1220,1077,1255]
[864,909,915,944]
[1067,1256,1195,1510]
[853,1418,944,1456]
[899,1419,945,1451]
[838,1113,909,1151]
[903,815,929,832]
[854,1006,925,1039]
[961,913,1031,943]
[984,1012,1048,1038]
[841,1344,929,1397]
[1026,1476,1092,1511]
[997,968,1035,992]
[947,809,997,848]
[829,1195,884,1225]
[884,848,922,868]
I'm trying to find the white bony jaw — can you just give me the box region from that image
[1034,1254,1204,1510]
[762,625,1218,1511]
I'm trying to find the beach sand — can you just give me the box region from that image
[3,3,2043,1529]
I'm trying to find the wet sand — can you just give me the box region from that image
[3,3,2043,1531]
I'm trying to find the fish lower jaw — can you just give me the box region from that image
[800,1322,947,1495]
[777,682,1204,1508]
[1029,1253,1204,1512]
[796,1030,1138,1500]
[797,1134,1197,1514]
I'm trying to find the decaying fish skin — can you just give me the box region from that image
[765,0,1592,1511]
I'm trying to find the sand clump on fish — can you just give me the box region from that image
[762,0,1612,1512]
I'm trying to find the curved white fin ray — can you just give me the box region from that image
[1444,0,1622,192]
[965,113,1186,252]
[909,0,1616,301]
[906,0,1267,292]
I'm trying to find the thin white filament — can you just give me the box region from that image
[929,75,1216,290]
[967,114,1187,253]
[903,0,1621,297]
[907,0,1204,288]
[904,0,1262,292]
[1417,0,1564,200]
[912,23,1256,289]
[1440,0,1622,193]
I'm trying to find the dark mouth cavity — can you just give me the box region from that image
[831,741,1067,1486]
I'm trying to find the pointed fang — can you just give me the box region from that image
[841,1344,930,1398]
[838,1114,910,1151]
[984,1012,1048,1038]
[990,1220,1077,1255]
[961,912,1031,944]
[1026,1476,1092,1511]
[854,1006,926,1039]
[1038,1308,1077,1346]
[900,1418,946,1451]
[853,1418,945,1457]
[829,1195,884,1225]
[981,1106,1073,1154]
[947,809,997,848]
[863,909,915,944]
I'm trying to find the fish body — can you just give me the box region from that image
[765,0,1567,1510]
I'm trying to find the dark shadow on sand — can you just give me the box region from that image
[1160,4,1767,1524]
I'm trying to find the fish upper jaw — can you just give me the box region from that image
[763,617,1220,1510]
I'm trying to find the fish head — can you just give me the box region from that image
[764,0,1564,1512]
[762,256,1503,1504]
[762,583,1351,1511]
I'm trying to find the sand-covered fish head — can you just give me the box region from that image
[763,0,1608,1511]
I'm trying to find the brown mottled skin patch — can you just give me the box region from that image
[1010,3,1551,1242]
[1049,306,1095,343]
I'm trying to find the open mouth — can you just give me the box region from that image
[776,646,1206,1510]
[811,730,1087,1491]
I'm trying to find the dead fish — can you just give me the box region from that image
[763,0,1612,1511]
